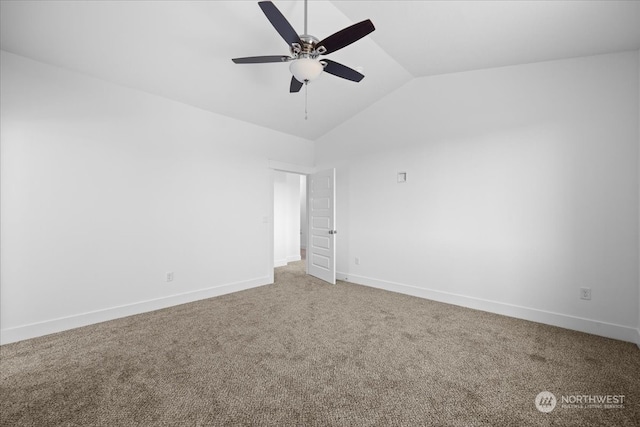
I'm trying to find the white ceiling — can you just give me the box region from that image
[2,1,640,141]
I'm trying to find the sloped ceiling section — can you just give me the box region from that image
[0,0,412,140]
[1,1,640,140]
[333,0,640,77]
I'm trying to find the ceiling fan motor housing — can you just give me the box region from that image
[290,35,326,59]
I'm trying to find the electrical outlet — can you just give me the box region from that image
[166,272,174,282]
[355,257,360,265]
[580,287,591,300]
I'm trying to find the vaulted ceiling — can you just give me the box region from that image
[2,1,640,141]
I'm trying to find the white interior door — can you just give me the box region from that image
[307,168,336,284]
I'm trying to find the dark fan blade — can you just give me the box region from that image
[258,1,302,47]
[232,55,290,64]
[317,19,375,55]
[322,59,364,82]
[290,76,303,93]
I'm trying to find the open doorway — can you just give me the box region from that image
[273,171,307,267]
[268,162,336,285]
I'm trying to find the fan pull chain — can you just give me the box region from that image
[305,82,308,120]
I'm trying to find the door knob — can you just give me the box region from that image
[329,230,338,235]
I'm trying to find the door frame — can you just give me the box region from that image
[267,160,316,284]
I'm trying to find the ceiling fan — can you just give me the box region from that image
[232,0,375,93]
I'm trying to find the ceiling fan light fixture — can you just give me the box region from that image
[289,57,323,83]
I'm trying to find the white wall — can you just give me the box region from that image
[0,51,314,344]
[3,47,639,347]
[300,175,307,249]
[317,51,640,343]
[274,171,302,267]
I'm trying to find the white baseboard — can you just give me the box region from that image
[287,255,302,263]
[275,255,301,267]
[337,272,639,346]
[0,276,271,345]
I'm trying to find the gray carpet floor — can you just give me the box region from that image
[1,261,639,426]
